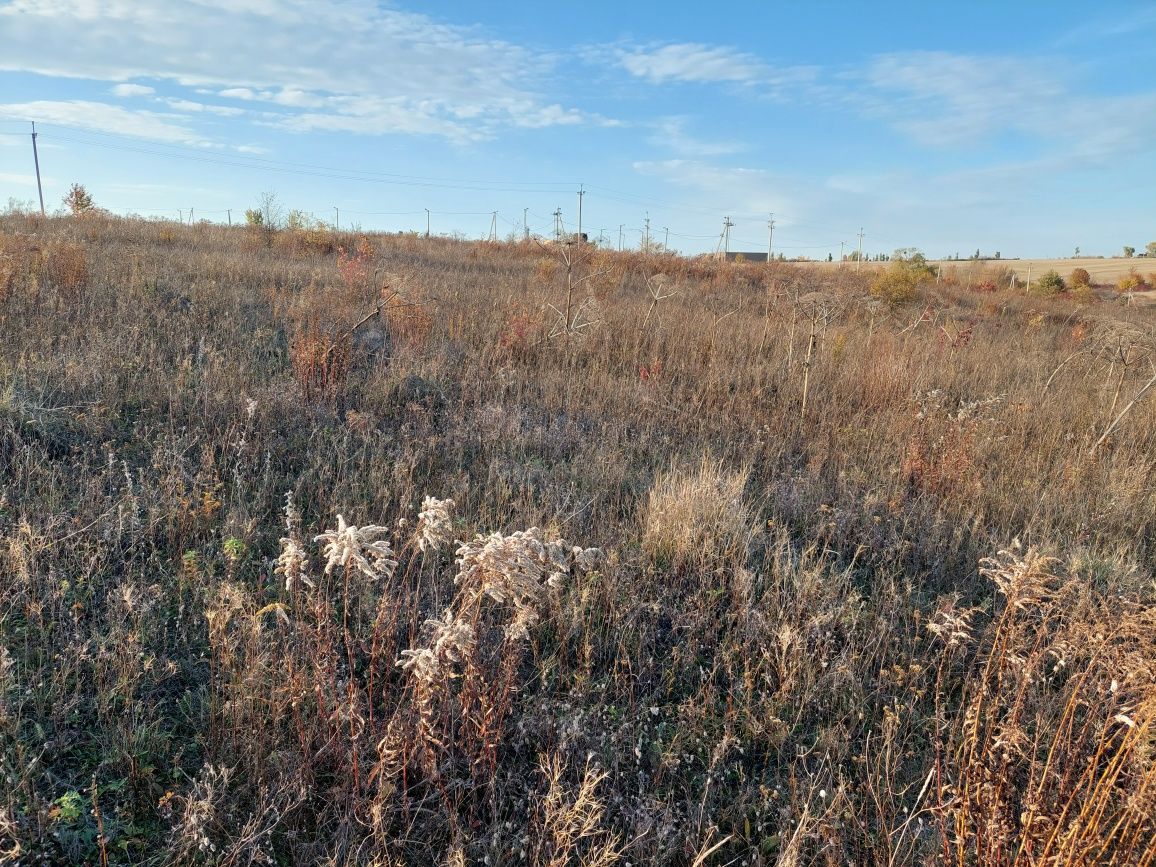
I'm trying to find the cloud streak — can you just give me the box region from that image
[0,0,596,142]
[0,99,205,144]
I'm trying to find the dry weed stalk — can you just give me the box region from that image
[531,754,622,867]
[940,548,1156,866]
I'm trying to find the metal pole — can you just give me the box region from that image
[577,184,584,243]
[767,213,775,262]
[334,206,339,230]
[523,207,529,241]
[425,208,430,238]
[31,122,46,216]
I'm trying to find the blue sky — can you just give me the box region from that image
[2,1,1154,258]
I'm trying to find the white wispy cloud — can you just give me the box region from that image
[111,83,155,97]
[858,50,1156,159]
[1056,7,1156,45]
[0,100,204,143]
[0,0,594,142]
[632,159,798,222]
[648,117,746,157]
[616,42,767,84]
[0,171,48,186]
[159,97,244,117]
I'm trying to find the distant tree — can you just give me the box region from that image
[1123,246,1135,258]
[63,183,95,215]
[1074,246,1080,257]
[827,253,833,262]
[972,249,981,260]
[893,248,927,265]
[1146,241,1156,257]
[244,209,264,227]
[249,191,283,229]
[994,251,1000,259]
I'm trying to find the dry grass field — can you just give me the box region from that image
[932,258,1156,287]
[1,212,1155,865]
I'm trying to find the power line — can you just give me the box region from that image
[28,127,577,194]
[0,120,575,191]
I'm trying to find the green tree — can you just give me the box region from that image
[1123,246,1135,258]
[1146,241,1156,257]
[63,183,95,215]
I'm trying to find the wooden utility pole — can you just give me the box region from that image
[643,213,650,253]
[488,211,498,242]
[663,226,669,252]
[767,213,775,262]
[31,122,45,216]
[523,207,529,241]
[856,228,865,272]
[618,224,624,251]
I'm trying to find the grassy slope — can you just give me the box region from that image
[1,214,1154,865]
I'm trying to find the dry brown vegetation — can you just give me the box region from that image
[1,211,1154,865]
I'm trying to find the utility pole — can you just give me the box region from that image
[723,216,734,257]
[553,208,562,241]
[523,207,529,241]
[425,208,430,238]
[488,211,498,242]
[856,227,865,272]
[178,209,184,225]
[663,227,669,253]
[30,122,45,216]
[643,212,650,253]
[334,206,339,230]
[839,241,845,264]
[767,213,775,263]
[227,209,231,226]
[576,184,584,242]
[189,207,194,224]
[618,224,624,251]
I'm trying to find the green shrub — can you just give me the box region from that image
[1032,270,1065,295]
[870,251,933,305]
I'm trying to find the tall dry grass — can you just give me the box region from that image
[0,210,1153,864]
